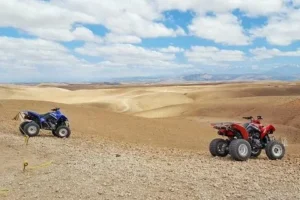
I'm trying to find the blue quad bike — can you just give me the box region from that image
[18,108,71,138]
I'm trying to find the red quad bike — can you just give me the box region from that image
[209,116,286,161]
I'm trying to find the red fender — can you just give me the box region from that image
[232,124,249,140]
[260,124,276,139]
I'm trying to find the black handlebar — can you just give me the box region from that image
[51,107,60,111]
[242,116,263,120]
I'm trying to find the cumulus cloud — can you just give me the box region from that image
[1,0,300,82]
[250,8,300,45]
[75,43,192,68]
[0,36,87,69]
[185,46,245,66]
[188,13,250,45]
[51,0,184,39]
[237,0,285,16]
[103,33,142,44]
[158,46,185,53]
[250,47,300,60]
[292,0,300,6]
[0,0,101,42]
[0,0,188,42]
[75,43,185,68]
[0,0,291,45]
[154,0,285,16]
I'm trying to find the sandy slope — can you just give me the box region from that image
[1,82,300,146]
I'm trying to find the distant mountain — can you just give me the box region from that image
[267,65,300,76]
[182,66,300,82]
[102,66,300,84]
[182,73,271,82]
[110,76,167,84]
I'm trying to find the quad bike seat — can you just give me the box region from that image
[39,108,60,118]
[39,112,52,118]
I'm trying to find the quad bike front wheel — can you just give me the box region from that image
[229,139,251,161]
[209,138,229,157]
[54,126,71,138]
[23,121,40,137]
[265,141,285,160]
[52,130,58,137]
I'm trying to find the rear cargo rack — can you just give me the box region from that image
[211,122,241,129]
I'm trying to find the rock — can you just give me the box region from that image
[253,182,260,190]
[118,192,125,197]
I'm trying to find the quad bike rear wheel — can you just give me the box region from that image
[52,130,58,137]
[209,138,229,157]
[229,139,251,161]
[23,121,40,137]
[19,121,30,135]
[55,126,71,138]
[265,141,285,160]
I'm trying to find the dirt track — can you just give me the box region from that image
[1,133,300,200]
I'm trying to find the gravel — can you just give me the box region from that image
[1,133,300,200]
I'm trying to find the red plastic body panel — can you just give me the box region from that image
[232,124,249,140]
[217,129,235,137]
[260,124,276,139]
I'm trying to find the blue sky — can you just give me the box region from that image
[0,0,300,83]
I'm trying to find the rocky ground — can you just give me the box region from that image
[1,132,300,200]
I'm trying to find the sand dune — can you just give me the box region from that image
[1,81,300,149]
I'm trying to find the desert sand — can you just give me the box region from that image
[1,81,300,199]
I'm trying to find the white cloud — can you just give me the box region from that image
[185,46,245,65]
[104,33,141,44]
[0,36,190,81]
[0,36,86,69]
[159,46,184,53]
[101,13,181,38]
[174,26,187,36]
[2,0,300,82]
[250,8,300,45]
[72,27,102,43]
[75,43,189,68]
[0,0,100,42]
[52,0,183,38]
[0,0,187,41]
[251,65,259,70]
[293,0,300,6]
[250,47,300,60]
[155,0,285,16]
[237,0,285,16]
[188,13,250,45]
[0,0,288,45]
